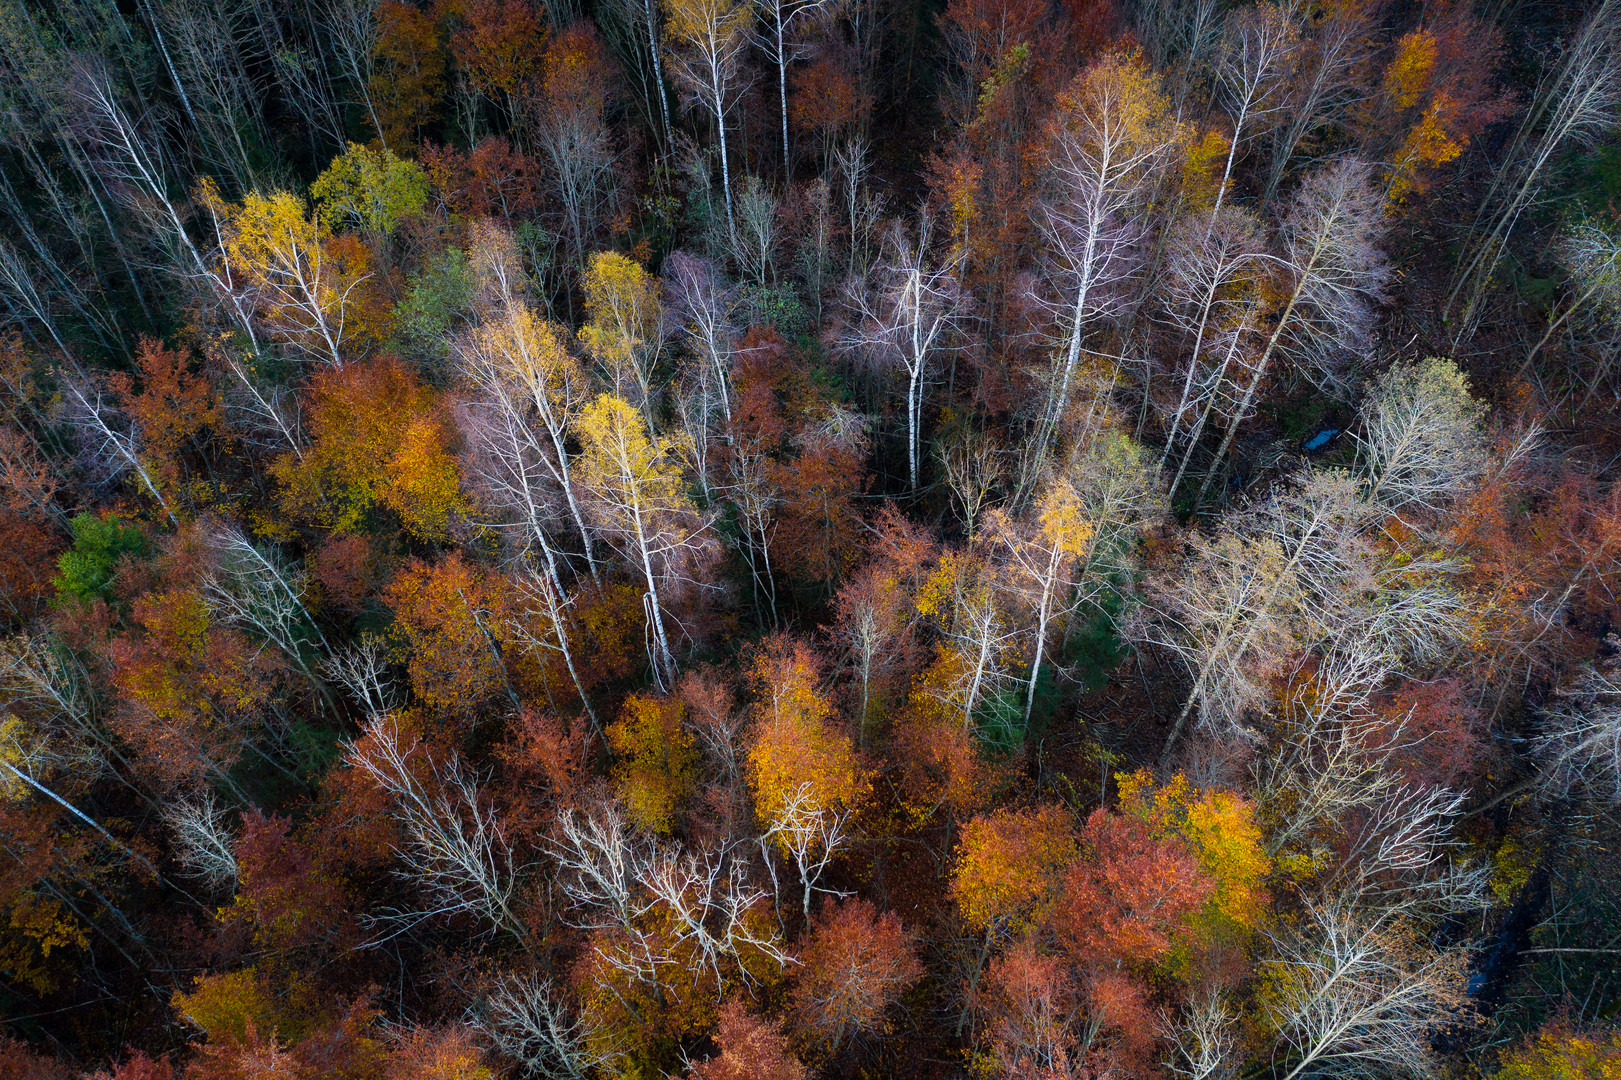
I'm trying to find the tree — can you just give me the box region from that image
[1354,357,1488,520]
[755,0,840,173]
[1194,159,1389,506]
[745,638,869,915]
[607,692,697,832]
[1155,206,1267,488]
[344,715,528,942]
[470,973,621,1080]
[1524,219,1621,374]
[449,0,547,127]
[384,554,521,719]
[455,296,600,578]
[1531,654,1621,806]
[371,0,447,146]
[1258,898,1470,1080]
[665,251,737,428]
[984,477,1097,728]
[1208,4,1297,222]
[1445,0,1621,336]
[310,142,429,237]
[1024,50,1180,493]
[573,393,714,690]
[838,214,971,492]
[790,898,922,1054]
[224,189,367,368]
[528,24,619,274]
[271,357,466,542]
[1258,0,1381,207]
[830,564,914,742]
[662,0,754,239]
[578,253,665,433]
[1495,1024,1621,1080]
[949,803,1077,936]
[691,1000,807,1080]
[1050,806,1212,967]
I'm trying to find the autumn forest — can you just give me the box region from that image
[0,0,1619,1076]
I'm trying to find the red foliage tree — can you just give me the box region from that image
[790,898,923,1053]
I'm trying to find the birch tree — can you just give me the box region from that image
[663,0,754,240]
[1445,0,1621,337]
[1259,899,1470,1080]
[1195,158,1388,507]
[1025,52,1180,493]
[755,0,839,172]
[455,300,600,580]
[345,716,529,943]
[1354,357,1488,520]
[573,394,716,692]
[984,479,1096,728]
[1209,3,1298,221]
[838,215,971,492]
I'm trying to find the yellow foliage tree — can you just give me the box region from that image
[949,803,1078,935]
[578,252,663,432]
[310,142,429,236]
[608,692,697,833]
[1115,768,1271,933]
[224,190,367,367]
[572,394,708,690]
[745,640,869,835]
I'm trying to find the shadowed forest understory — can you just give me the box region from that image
[2,0,1621,1076]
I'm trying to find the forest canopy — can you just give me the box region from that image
[0,0,1620,1077]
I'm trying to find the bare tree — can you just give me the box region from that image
[471,973,622,1079]
[936,423,1006,538]
[1533,654,1621,806]
[529,31,619,275]
[1259,899,1470,1080]
[164,793,238,889]
[1446,0,1621,337]
[732,176,779,288]
[64,59,260,349]
[1155,207,1268,479]
[665,251,737,428]
[839,214,971,492]
[1164,989,1239,1080]
[1354,357,1488,520]
[754,0,839,172]
[200,521,329,676]
[1258,0,1380,207]
[1195,159,1388,507]
[321,634,397,720]
[319,0,387,146]
[759,781,855,917]
[345,717,529,943]
[1209,4,1298,221]
[455,298,601,582]
[58,370,175,525]
[662,0,754,240]
[1024,56,1179,493]
[1524,219,1621,374]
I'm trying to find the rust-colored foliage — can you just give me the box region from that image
[448,0,546,102]
[691,999,808,1080]
[790,898,922,1052]
[107,337,223,495]
[270,357,465,542]
[384,554,515,723]
[1050,807,1214,968]
[372,1,447,145]
[224,809,351,954]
